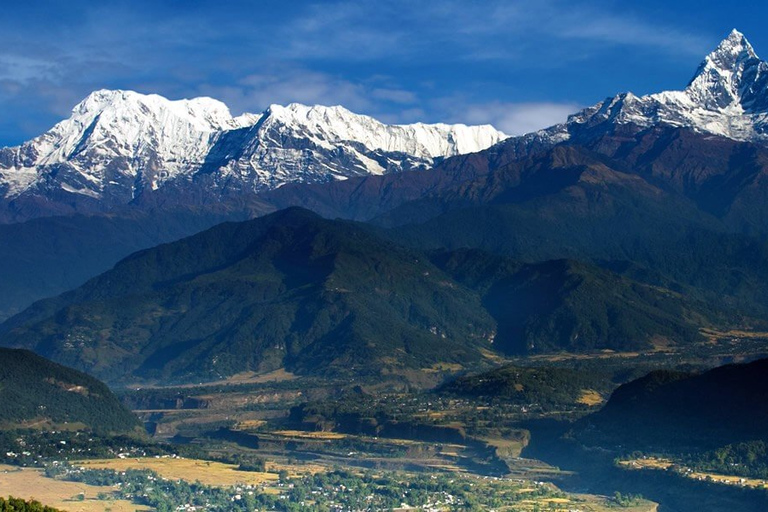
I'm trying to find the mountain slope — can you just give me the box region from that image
[0,208,264,321]
[432,251,707,354]
[0,208,498,383]
[4,31,768,322]
[0,348,140,433]
[576,358,768,452]
[384,146,768,317]
[509,30,768,156]
[0,208,719,384]
[258,30,768,235]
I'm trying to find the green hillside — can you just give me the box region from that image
[0,208,496,383]
[433,251,707,354]
[0,348,140,434]
[576,358,768,452]
[380,146,768,319]
[0,209,722,385]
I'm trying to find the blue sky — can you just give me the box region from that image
[1,0,767,146]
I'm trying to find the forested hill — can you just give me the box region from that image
[0,348,140,434]
[576,358,768,451]
[0,208,716,384]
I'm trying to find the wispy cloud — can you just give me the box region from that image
[0,0,726,145]
[274,0,710,62]
[197,67,581,136]
[197,70,373,115]
[0,55,60,83]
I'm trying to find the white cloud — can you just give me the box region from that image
[457,101,581,135]
[195,70,579,135]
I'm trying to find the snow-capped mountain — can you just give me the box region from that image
[0,90,506,211]
[522,30,768,149]
[3,29,766,222]
[211,103,506,191]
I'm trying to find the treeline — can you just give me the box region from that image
[0,429,184,467]
[683,441,768,479]
[0,497,62,512]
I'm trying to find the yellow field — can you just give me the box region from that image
[0,465,149,512]
[0,419,88,431]
[482,437,526,458]
[426,362,464,372]
[517,493,657,512]
[233,419,267,430]
[479,348,506,362]
[266,460,327,476]
[700,328,768,340]
[271,430,347,440]
[577,389,604,406]
[690,472,768,488]
[75,457,278,487]
[620,458,768,489]
[619,457,673,470]
[527,351,643,362]
[129,368,297,389]
[223,368,298,384]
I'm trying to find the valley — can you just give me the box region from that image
[2,328,768,510]
[2,20,768,512]
[110,337,767,510]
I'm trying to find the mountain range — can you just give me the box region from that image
[0,208,711,384]
[0,91,505,222]
[2,30,768,381]
[3,29,767,226]
[0,92,505,320]
[260,30,768,229]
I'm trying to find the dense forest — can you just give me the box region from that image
[0,348,140,433]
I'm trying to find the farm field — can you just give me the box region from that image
[619,458,768,490]
[0,464,150,512]
[74,457,279,487]
[1,458,657,512]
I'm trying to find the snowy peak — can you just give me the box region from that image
[259,102,504,159]
[209,102,506,189]
[537,30,768,146]
[686,29,768,111]
[31,89,243,169]
[691,29,758,81]
[72,89,237,130]
[0,89,252,200]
